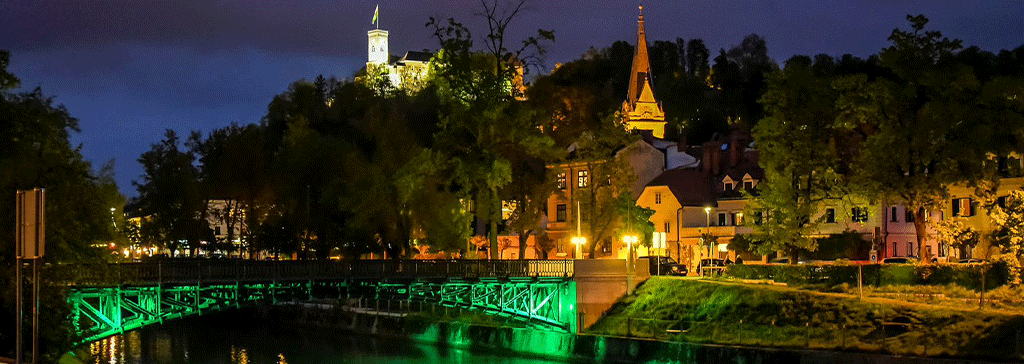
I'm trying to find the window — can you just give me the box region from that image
[743,180,754,190]
[754,211,763,225]
[892,242,898,257]
[891,207,898,222]
[905,209,914,223]
[664,222,671,234]
[718,212,727,226]
[825,208,836,223]
[723,181,734,191]
[577,170,589,188]
[998,196,1008,208]
[655,193,661,204]
[730,212,739,226]
[927,245,932,258]
[907,242,915,257]
[555,204,567,222]
[215,226,222,236]
[952,198,974,217]
[556,172,566,189]
[939,242,946,257]
[851,207,869,223]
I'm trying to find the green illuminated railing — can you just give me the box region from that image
[63,259,594,345]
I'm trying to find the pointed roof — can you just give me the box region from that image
[627,5,654,106]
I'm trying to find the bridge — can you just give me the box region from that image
[58,259,632,345]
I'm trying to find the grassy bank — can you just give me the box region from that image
[588,278,1024,360]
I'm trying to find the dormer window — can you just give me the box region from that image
[742,174,756,190]
[722,177,735,192]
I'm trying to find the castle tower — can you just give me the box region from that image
[621,5,667,139]
[367,29,389,66]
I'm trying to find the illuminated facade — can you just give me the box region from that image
[365,15,432,91]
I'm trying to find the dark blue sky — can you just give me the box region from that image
[3,1,1023,196]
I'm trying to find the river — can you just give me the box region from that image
[72,310,577,364]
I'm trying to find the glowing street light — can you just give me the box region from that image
[623,235,639,273]
[571,236,587,259]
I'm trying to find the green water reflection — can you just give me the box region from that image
[81,312,574,364]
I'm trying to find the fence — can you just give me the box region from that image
[53,259,585,286]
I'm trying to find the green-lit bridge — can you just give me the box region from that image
[58,259,630,345]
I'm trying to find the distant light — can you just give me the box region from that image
[718,243,729,252]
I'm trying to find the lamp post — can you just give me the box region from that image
[623,235,638,273]
[704,206,712,257]
[572,201,586,259]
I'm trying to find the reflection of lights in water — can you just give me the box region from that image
[128,331,142,359]
[230,346,250,364]
[108,335,118,364]
[277,353,288,364]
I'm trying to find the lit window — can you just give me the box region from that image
[851,207,869,223]
[577,170,589,188]
[556,172,566,189]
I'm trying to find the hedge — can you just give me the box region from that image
[726,262,1008,291]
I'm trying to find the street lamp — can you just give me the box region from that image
[623,235,639,272]
[571,236,587,259]
[704,206,712,257]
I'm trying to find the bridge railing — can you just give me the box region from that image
[55,259,589,286]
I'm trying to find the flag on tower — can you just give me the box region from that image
[372,5,379,27]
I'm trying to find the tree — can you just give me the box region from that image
[988,190,1024,285]
[686,39,710,80]
[837,15,1020,263]
[134,130,211,256]
[750,55,850,263]
[427,0,554,258]
[0,50,125,360]
[934,217,980,260]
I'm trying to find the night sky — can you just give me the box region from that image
[3,1,1023,196]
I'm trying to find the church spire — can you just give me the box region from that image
[621,5,666,139]
[627,5,653,106]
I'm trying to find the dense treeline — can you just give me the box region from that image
[750,15,1024,265]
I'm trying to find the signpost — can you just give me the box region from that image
[16,188,45,364]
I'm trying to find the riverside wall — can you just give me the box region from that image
[272,302,985,364]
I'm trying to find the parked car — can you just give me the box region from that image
[882,257,919,264]
[637,256,688,276]
[957,258,985,264]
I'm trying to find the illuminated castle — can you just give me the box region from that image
[366,8,432,91]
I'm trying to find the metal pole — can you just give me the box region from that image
[32,258,39,364]
[15,257,22,364]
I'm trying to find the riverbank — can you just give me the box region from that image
[590,277,1024,361]
[274,296,1011,363]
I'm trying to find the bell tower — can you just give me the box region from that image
[367,29,389,66]
[621,5,666,139]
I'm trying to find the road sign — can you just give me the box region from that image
[16,188,45,258]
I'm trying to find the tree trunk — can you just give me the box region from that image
[789,245,800,265]
[914,206,930,264]
[518,230,530,260]
[489,190,499,259]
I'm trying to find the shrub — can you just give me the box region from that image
[727,262,1008,291]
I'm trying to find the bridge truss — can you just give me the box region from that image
[63,260,587,345]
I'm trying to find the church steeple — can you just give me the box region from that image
[627,5,652,106]
[621,5,666,139]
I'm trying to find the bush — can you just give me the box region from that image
[727,262,1008,291]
